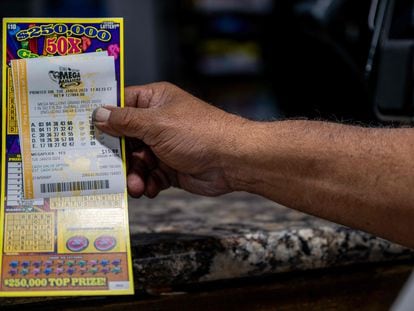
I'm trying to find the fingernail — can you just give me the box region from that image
[92,107,111,122]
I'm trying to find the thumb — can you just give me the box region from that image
[93,106,156,140]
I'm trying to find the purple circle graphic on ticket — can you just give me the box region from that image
[94,235,116,251]
[66,236,89,252]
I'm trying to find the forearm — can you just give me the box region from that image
[225,120,414,247]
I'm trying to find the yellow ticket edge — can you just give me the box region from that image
[0,17,7,298]
[0,17,134,297]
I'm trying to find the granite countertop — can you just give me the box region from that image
[129,189,414,291]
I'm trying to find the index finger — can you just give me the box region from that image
[124,82,174,109]
[124,85,154,109]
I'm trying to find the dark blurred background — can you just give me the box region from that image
[2,0,414,123]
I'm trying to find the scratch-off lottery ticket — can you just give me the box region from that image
[1,18,134,297]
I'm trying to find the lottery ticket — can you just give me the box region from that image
[1,18,134,297]
[11,53,125,199]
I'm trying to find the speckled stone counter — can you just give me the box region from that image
[129,189,414,290]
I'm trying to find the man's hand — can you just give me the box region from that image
[93,82,248,198]
[94,82,414,248]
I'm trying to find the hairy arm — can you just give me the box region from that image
[226,120,414,247]
[94,82,414,248]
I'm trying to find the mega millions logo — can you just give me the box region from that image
[49,66,81,88]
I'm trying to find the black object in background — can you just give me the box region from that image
[268,0,375,123]
[372,0,414,122]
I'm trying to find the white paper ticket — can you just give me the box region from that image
[11,52,126,199]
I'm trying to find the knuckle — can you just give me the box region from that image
[156,81,173,88]
[156,81,178,95]
[115,107,137,129]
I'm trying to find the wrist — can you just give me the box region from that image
[220,118,272,194]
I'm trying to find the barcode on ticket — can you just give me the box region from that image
[40,180,110,193]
